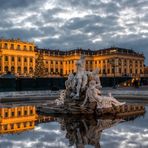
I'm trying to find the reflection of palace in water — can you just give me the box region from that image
[0,106,54,134]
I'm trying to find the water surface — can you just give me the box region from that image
[0,105,147,148]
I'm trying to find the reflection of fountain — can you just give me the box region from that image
[40,55,145,116]
[56,115,141,148]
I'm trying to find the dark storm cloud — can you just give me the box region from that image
[0,0,147,64]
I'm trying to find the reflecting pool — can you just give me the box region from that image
[0,105,147,148]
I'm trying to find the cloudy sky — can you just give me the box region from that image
[0,0,148,64]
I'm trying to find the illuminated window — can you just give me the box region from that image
[24,110,27,115]
[11,57,14,61]
[30,110,33,115]
[5,112,8,118]
[10,124,14,129]
[18,111,21,116]
[24,45,27,50]
[4,125,7,130]
[10,44,14,49]
[17,45,20,50]
[29,46,32,50]
[30,67,33,73]
[5,66,8,72]
[24,57,27,62]
[30,58,33,62]
[4,43,8,49]
[17,67,21,73]
[18,57,21,62]
[17,123,20,128]
[11,66,15,73]
[24,67,27,72]
[5,56,8,61]
[11,111,14,117]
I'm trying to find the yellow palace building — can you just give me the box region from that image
[0,38,145,78]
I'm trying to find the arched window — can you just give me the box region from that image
[5,66,8,72]
[4,43,8,49]
[24,67,27,72]
[17,67,21,73]
[17,45,20,50]
[11,66,15,73]
[29,67,33,73]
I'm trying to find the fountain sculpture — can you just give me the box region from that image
[39,55,145,116]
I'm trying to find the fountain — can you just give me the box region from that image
[39,55,145,116]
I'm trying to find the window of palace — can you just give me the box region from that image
[17,123,20,128]
[135,69,138,74]
[51,68,53,72]
[95,61,97,64]
[45,68,48,73]
[56,61,58,64]
[24,110,28,116]
[30,110,33,115]
[24,67,27,72]
[108,69,110,74]
[4,111,8,118]
[18,57,21,62]
[18,111,21,116]
[4,125,7,130]
[51,61,53,64]
[4,43,8,49]
[10,44,14,49]
[24,58,27,62]
[11,111,14,117]
[11,57,14,61]
[0,66,1,71]
[24,45,27,50]
[130,69,132,73]
[11,66,15,72]
[60,61,62,65]
[5,56,8,61]
[140,69,143,74]
[112,68,114,73]
[24,122,27,127]
[60,69,63,74]
[29,46,32,51]
[30,122,33,126]
[18,67,21,73]
[30,67,33,72]
[10,124,14,129]
[5,66,8,72]
[119,68,121,74]
[30,58,33,62]
[55,68,58,73]
[17,45,21,50]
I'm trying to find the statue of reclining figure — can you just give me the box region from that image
[81,80,125,108]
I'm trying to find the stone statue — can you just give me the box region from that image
[56,55,126,112]
[81,80,125,108]
[73,55,88,99]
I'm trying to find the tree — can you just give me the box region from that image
[34,52,47,77]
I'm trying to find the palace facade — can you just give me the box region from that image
[0,38,145,78]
